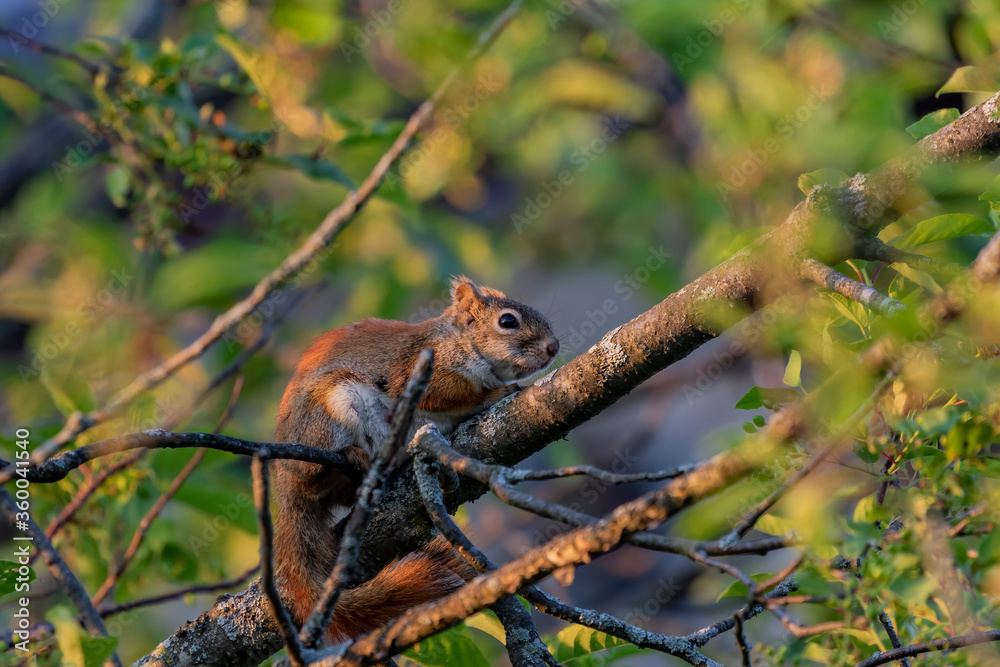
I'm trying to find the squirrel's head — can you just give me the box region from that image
[446,276,559,383]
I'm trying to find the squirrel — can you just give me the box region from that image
[273,276,559,642]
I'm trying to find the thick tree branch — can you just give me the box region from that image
[319,424,765,666]
[414,455,722,667]
[26,0,523,467]
[138,92,1000,664]
[351,91,1000,573]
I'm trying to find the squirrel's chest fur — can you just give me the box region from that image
[275,318,501,465]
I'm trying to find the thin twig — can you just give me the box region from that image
[99,563,259,617]
[768,604,845,638]
[6,431,360,485]
[44,450,145,541]
[91,447,207,608]
[690,551,756,591]
[413,455,718,667]
[511,461,703,484]
[0,30,106,77]
[0,489,122,667]
[26,2,521,468]
[252,452,305,667]
[299,349,435,647]
[0,64,99,131]
[801,258,906,316]
[685,578,799,649]
[854,629,1000,667]
[417,427,794,561]
[41,289,305,546]
[92,377,245,607]
[733,612,752,667]
[876,611,912,667]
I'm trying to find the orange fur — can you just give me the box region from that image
[272,278,557,644]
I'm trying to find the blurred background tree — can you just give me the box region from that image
[1,0,1000,665]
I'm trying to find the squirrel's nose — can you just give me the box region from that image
[546,339,560,358]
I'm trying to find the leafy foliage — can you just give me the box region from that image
[2,0,1000,665]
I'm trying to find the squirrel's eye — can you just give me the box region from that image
[498,313,519,329]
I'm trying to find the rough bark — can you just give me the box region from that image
[137,92,1000,666]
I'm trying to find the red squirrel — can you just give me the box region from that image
[273,277,559,641]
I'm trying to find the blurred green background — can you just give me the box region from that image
[1,0,999,665]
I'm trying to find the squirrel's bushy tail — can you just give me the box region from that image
[276,526,471,643]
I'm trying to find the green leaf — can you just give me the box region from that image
[547,625,638,662]
[39,372,82,417]
[404,626,489,667]
[979,175,1000,206]
[464,611,506,644]
[717,573,781,600]
[755,514,798,536]
[735,386,800,410]
[147,237,285,312]
[783,350,802,387]
[853,495,879,523]
[0,561,34,599]
[81,636,119,667]
[48,605,118,667]
[913,406,964,438]
[891,262,942,295]
[853,441,881,465]
[105,164,131,208]
[888,214,993,250]
[905,108,960,139]
[797,169,848,195]
[937,66,1000,96]
[264,155,356,189]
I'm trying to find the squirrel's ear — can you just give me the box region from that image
[450,275,483,318]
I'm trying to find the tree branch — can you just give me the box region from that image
[27,0,523,467]
[800,258,906,316]
[0,489,122,667]
[854,629,1000,667]
[4,431,360,485]
[321,424,765,666]
[252,452,306,666]
[351,90,1000,574]
[299,349,434,648]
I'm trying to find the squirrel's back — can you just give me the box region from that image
[272,277,558,641]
